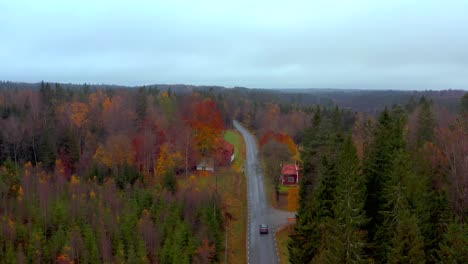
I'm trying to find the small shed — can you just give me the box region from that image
[219,140,235,165]
[281,164,301,185]
[196,158,214,172]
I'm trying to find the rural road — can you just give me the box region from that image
[234,121,295,264]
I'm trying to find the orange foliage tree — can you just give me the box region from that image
[70,102,89,129]
[260,131,298,158]
[189,98,225,157]
[194,239,216,264]
[287,186,299,211]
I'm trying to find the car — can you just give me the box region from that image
[259,224,269,234]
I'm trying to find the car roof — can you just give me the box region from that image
[260,224,268,227]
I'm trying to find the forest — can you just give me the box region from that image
[288,95,467,263]
[0,81,466,263]
[0,83,229,263]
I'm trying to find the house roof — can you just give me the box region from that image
[197,158,214,168]
[221,140,234,155]
[281,164,300,175]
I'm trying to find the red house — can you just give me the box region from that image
[281,164,301,185]
[217,139,235,166]
[197,140,235,172]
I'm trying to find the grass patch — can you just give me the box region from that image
[276,224,294,264]
[278,185,291,195]
[224,130,241,161]
[223,130,247,264]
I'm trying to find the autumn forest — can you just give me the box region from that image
[0,82,466,263]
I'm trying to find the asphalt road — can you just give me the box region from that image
[234,121,295,264]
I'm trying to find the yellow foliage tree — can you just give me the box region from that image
[155,143,182,178]
[94,135,135,171]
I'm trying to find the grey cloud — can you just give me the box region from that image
[0,0,467,89]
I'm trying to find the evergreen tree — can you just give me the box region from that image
[289,109,343,263]
[127,244,138,264]
[112,233,126,264]
[63,129,80,163]
[315,155,339,219]
[459,92,468,130]
[40,81,54,107]
[160,220,194,264]
[437,221,468,263]
[289,107,325,263]
[328,136,367,263]
[425,191,451,262]
[416,97,435,147]
[375,149,419,261]
[4,241,16,264]
[405,96,418,112]
[39,127,56,169]
[82,225,100,264]
[55,83,65,103]
[407,146,447,262]
[135,87,148,128]
[163,170,177,194]
[364,108,406,251]
[48,226,67,261]
[387,211,426,264]
[27,225,48,263]
[459,92,468,116]
[136,236,149,263]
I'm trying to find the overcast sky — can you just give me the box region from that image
[1,0,467,89]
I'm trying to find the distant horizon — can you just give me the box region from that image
[1,79,466,92]
[1,1,468,90]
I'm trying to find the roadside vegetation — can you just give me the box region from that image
[276,224,293,264]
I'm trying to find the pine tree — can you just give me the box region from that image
[309,136,367,264]
[113,234,126,264]
[425,191,452,262]
[135,87,147,129]
[407,146,446,262]
[437,221,468,263]
[290,112,345,263]
[329,136,367,263]
[127,244,138,264]
[289,108,326,263]
[387,211,426,264]
[83,225,100,264]
[459,92,468,130]
[136,236,149,263]
[374,148,410,261]
[460,93,468,115]
[364,108,406,255]
[27,225,48,263]
[4,241,16,264]
[163,170,177,194]
[39,128,56,169]
[48,226,67,261]
[416,97,435,147]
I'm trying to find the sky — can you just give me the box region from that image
[1,0,467,90]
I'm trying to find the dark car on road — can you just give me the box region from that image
[259,224,269,234]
